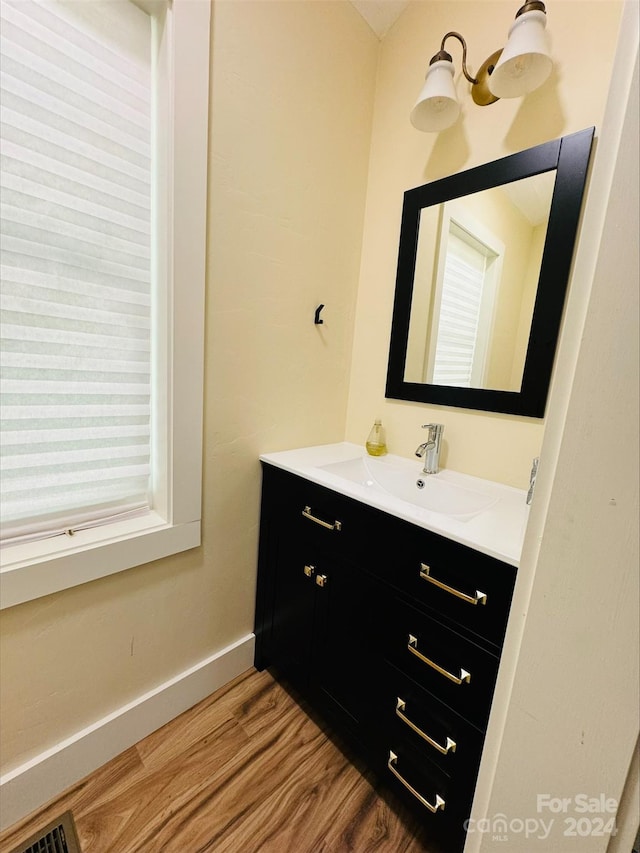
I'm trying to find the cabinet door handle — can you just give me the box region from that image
[302,506,342,532]
[408,634,471,685]
[395,698,456,755]
[420,563,487,606]
[387,751,446,813]
[315,574,328,588]
[303,565,315,578]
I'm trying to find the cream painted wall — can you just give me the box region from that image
[0,0,378,774]
[345,0,623,488]
[404,204,439,381]
[510,221,546,388]
[479,193,536,390]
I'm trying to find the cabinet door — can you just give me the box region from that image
[312,556,383,734]
[269,533,316,690]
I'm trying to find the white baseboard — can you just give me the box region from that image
[0,633,255,832]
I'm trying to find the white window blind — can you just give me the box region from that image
[432,225,489,388]
[0,0,153,543]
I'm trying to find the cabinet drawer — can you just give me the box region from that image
[377,662,484,780]
[263,465,363,559]
[368,522,516,649]
[387,600,500,728]
[371,739,469,852]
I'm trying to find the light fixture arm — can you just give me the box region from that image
[436,32,478,86]
[428,31,499,107]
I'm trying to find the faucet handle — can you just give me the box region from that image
[421,423,444,439]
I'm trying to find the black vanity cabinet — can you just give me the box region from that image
[254,462,517,852]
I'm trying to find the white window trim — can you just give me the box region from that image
[0,0,210,610]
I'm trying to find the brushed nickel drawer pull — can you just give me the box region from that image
[303,565,315,578]
[395,698,456,755]
[302,506,342,531]
[387,751,446,813]
[408,634,471,685]
[420,563,487,605]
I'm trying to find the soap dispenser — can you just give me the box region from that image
[366,419,387,457]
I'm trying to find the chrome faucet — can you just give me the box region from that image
[415,423,444,475]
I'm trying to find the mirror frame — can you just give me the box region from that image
[385,127,595,418]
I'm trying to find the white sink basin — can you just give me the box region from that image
[319,455,497,521]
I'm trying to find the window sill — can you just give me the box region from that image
[0,513,201,610]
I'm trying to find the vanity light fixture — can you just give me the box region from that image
[410,0,552,132]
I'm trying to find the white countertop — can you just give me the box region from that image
[260,442,529,567]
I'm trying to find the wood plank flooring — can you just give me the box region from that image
[0,668,439,853]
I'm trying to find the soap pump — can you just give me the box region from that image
[366,419,387,457]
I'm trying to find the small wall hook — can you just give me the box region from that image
[314,304,325,325]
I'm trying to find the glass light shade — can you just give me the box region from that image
[489,10,552,98]
[410,59,461,132]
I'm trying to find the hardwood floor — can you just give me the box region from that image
[0,668,438,853]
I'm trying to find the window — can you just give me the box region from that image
[1,0,153,543]
[0,0,210,609]
[427,211,504,387]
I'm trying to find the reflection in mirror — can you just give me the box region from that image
[404,172,555,391]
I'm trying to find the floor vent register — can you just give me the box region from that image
[10,811,82,853]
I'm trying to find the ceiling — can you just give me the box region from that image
[502,170,557,227]
[350,0,410,39]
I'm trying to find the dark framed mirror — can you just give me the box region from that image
[385,127,594,417]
